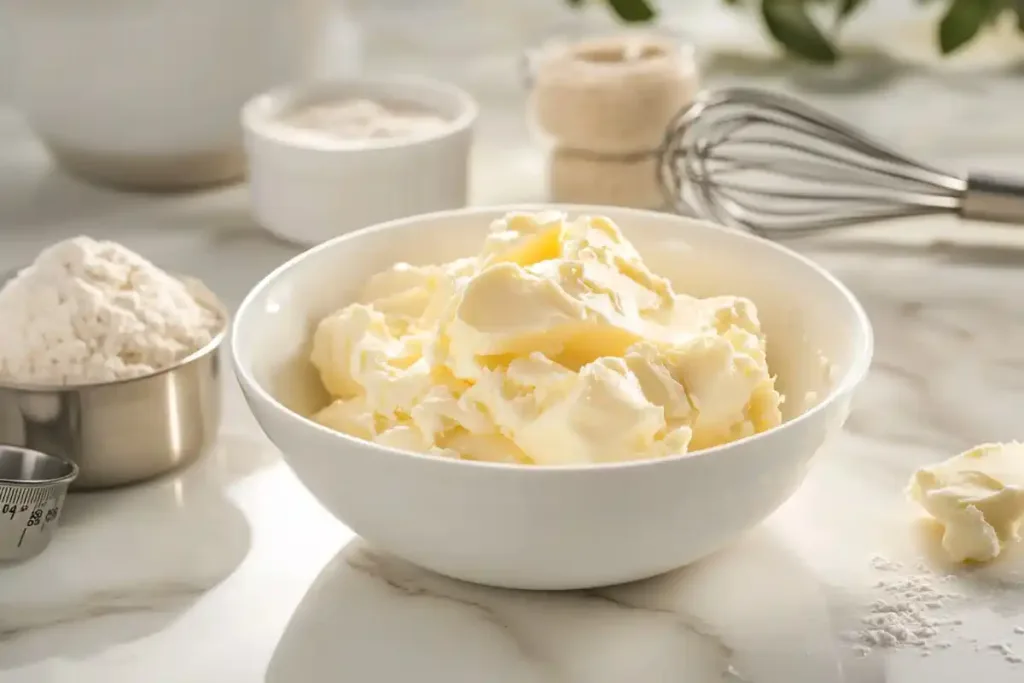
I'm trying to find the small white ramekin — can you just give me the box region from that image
[242,76,478,246]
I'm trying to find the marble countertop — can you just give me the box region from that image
[3,12,1024,681]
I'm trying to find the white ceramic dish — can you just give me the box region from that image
[232,206,873,590]
[242,75,477,246]
[6,0,325,191]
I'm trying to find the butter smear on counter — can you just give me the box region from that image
[908,442,1024,563]
[309,211,783,465]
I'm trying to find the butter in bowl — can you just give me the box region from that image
[232,206,873,589]
[242,75,479,247]
[0,237,226,490]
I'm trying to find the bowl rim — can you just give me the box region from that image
[0,445,80,487]
[232,204,874,472]
[241,74,480,153]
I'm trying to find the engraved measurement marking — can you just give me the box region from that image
[2,484,64,556]
[0,486,49,507]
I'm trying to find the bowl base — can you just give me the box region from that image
[68,444,207,491]
[45,142,245,193]
[379,547,696,591]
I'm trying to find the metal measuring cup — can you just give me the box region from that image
[0,445,78,562]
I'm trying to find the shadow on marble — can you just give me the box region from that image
[786,49,908,96]
[265,527,870,683]
[0,166,164,234]
[702,48,906,95]
[136,204,302,309]
[0,432,276,670]
[999,58,1024,77]
[801,237,1024,269]
[703,46,1024,99]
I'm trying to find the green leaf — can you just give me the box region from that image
[1007,0,1024,29]
[606,0,657,23]
[983,0,1008,25]
[938,0,994,54]
[761,0,838,63]
[837,0,868,21]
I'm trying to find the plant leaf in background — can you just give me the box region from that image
[761,0,838,63]
[562,0,1021,62]
[607,0,657,22]
[836,0,868,22]
[938,0,995,53]
[982,0,1008,26]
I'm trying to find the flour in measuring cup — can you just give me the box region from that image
[0,236,222,385]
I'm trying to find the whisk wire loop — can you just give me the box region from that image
[656,87,993,237]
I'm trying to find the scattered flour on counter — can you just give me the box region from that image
[870,555,903,572]
[989,642,1023,664]
[851,556,1024,665]
[0,236,223,385]
[849,556,962,656]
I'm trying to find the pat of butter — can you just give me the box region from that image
[907,442,1024,563]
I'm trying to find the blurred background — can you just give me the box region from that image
[1,0,1022,205]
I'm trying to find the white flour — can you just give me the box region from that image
[989,642,1023,663]
[0,237,222,385]
[852,555,1023,664]
[850,556,961,654]
[282,98,448,141]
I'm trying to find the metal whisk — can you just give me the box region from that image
[658,87,1024,238]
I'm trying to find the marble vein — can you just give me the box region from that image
[344,546,735,682]
[580,589,734,656]
[344,549,553,671]
[0,580,212,642]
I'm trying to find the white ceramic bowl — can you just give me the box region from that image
[242,75,477,246]
[232,206,873,589]
[7,0,324,191]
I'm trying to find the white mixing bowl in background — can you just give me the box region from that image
[5,0,329,191]
[231,206,873,590]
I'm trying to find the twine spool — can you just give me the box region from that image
[530,33,699,156]
[547,148,664,210]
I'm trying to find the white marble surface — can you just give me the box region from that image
[4,6,1024,682]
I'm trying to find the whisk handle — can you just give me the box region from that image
[961,173,1024,224]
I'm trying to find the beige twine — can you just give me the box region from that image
[548,148,665,210]
[531,33,699,155]
[530,33,698,207]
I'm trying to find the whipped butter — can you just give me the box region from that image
[908,442,1024,563]
[309,212,783,465]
